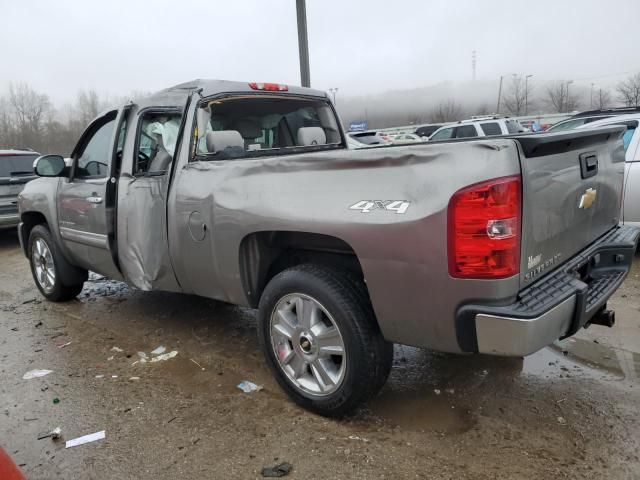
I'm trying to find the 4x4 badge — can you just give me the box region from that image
[349,200,410,214]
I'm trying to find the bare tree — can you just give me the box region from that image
[503,75,527,116]
[76,89,101,125]
[8,82,51,135]
[616,73,640,107]
[429,100,463,123]
[595,88,612,110]
[474,103,491,116]
[545,81,580,113]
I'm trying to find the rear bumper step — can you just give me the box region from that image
[456,225,640,356]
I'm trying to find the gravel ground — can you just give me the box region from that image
[1,228,639,479]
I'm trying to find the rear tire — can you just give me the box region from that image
[28,225,85,302]
[258,264,393,417]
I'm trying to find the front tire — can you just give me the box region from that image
[28,225,85,302]
[258,264,393,417]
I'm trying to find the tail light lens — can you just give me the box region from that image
[448,175,521,279]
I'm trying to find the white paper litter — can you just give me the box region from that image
[107,356,114,361]
[137,351,148,359]
[65,430,106,448]
[150,346,166,356]
[237,380,263,393]
[23,369,53,380]
[110,346,123,352]
[149,351,178,363]
[95,374,105,379]
[129,376,140,380]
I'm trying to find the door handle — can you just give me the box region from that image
[86,196,103,204]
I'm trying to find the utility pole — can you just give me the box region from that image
[525,74,533,115]
[590,83,595,109]
[472,50,476,81]
[496,75,504,114]
[328,87,338,105]
[296,0,311,87]
[566,80,573,112]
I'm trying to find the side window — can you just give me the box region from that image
[135,112,182,175]
[480,122,502,136]
[622,124,637,152]
[430,127,454,141]
[75,119,116,178]
[456,125,478,138]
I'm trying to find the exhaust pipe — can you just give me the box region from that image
[590,309,615,328]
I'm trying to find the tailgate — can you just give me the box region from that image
[514,126,626,287]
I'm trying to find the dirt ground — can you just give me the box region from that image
[1,229,639,480]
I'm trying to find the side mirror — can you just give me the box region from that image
[34,155,67,177]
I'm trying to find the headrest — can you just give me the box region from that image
[206,130,244,153]
[233,118,261,139]
[297,126,326,146]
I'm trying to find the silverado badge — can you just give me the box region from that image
[578,188,597,209]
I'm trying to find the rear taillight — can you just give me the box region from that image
[448,175,521,279]
[248,82,288,91]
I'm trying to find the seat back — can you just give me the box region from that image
[297,126,326,146]
[206,130,244,153]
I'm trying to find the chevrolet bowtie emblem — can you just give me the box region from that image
[578,188,597,209]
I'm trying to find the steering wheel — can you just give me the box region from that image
[138,151,150,162]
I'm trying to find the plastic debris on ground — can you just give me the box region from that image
[129,377,140,381]
[65,430,106,449]
[149,351,178,363]
[237,381,263,393]
[52,398,60,405]
[261,462,293,478]
[348,435,369,442]
[190,359,205,370]
[150,346,166,356]
[37,427,61,440]
[56,341,72,349]
[110,346,123,352]
[557,416,567,425]
[95,375,104,379]
[22,369,53,380]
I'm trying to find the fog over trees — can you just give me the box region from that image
[1,73,638,154]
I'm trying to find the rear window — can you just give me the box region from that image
[195,95,342,160]
[505,120,525,134]
[480,122,502,136]
[0,154,39,178]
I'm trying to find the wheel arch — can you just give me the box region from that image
[19,211,49,257]
[238,231,367,309]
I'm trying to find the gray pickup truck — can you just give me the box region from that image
[18,79,639,416]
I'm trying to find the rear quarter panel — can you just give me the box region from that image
[171,140,522,353]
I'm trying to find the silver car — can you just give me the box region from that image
[577,113,640,226]
[0,150,39,228]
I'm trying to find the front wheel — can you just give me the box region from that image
[28,225,85,302]
[258,264,393,417]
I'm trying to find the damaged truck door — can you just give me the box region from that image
[57,109,124,280]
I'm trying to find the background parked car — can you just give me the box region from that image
[577,113,640,226]
[414,124,445,138]
[429,116,525,141]
[0,149,40,228]
[392,133,424,144]
[546,107,640,133]
[347,131,390,145]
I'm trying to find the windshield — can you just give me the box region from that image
[0,154,39,178]
[195,95,342,160]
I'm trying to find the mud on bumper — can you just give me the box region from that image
[456,225,640,356]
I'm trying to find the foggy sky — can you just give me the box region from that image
[1,0,639,104]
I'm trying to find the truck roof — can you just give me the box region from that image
[144,79,330,104]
